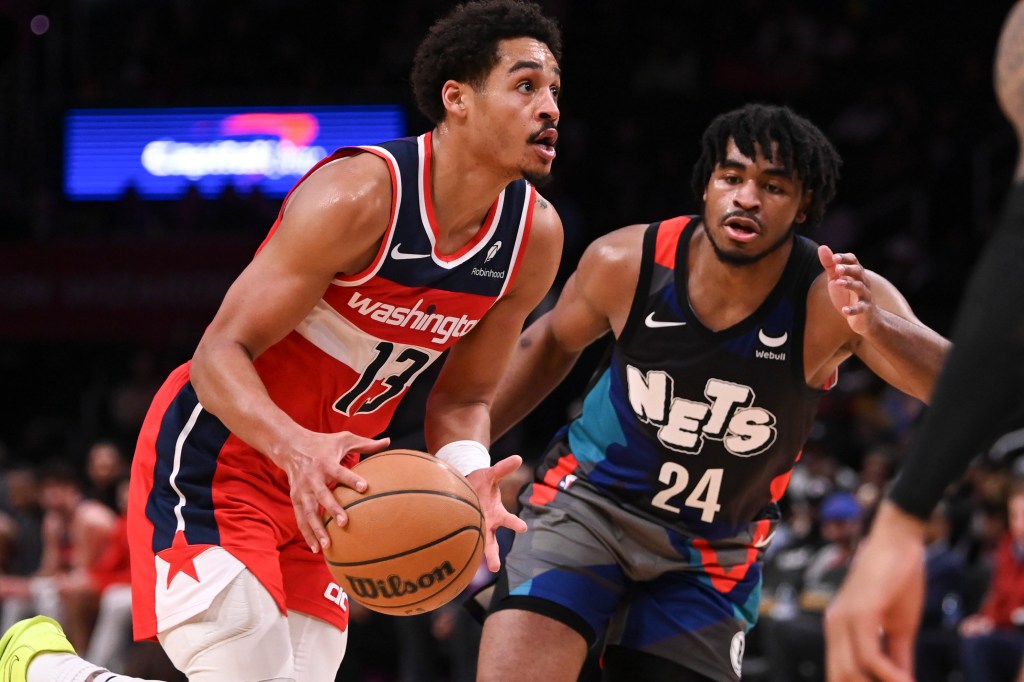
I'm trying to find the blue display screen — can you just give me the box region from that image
[64,105,406,200]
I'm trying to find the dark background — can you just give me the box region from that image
[0,0,1017,471]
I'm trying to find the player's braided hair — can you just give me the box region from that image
[690,103,842,230]
[411,0,563,125]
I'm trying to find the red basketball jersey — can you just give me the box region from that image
[128,132,536,640]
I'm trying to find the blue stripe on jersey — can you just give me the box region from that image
[510,564,626,636]
[567,369,624,465]
[569,363,671,496]
[659,274,686,318]
[147,382,229,552]
[735,568,763,631]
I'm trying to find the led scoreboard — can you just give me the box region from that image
[64,105,406,200]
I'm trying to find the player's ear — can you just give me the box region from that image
[795,191,813,224]
[441,81,469,119]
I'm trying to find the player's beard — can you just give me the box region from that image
[523,168,554,187]
[705,219,798,266]
[523,125,557,187]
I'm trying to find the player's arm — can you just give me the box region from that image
[423,195,562,571]
[190,153,394,553]
[816,245,950,403]
[424,196,563,451]
[489,223,646,441]
[885,186,1024,520]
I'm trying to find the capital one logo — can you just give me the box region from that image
[324,582,350,611]
[626,366,777,456]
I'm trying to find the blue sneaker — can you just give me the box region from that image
[0,616,76,682]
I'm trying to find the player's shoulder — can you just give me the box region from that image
[530,190,562,230]
[568,223,647,300]
[267,150,394,264]
[286,151,393,219]
[581,223,647,267]
[525,190,565,253]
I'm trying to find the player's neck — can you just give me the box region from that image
[686,227,793,331]
[428,126,515,250]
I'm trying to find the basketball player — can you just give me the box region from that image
[0,2,564,681]
[826,4,1024,681]
[476,103,951,682]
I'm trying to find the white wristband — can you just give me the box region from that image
[435,440,491,477]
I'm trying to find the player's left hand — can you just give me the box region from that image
[819,245,877,336]
[467,455,529,572]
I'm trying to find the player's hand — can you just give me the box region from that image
[819,245,877,337]
[824,500,925,682]
[278,431,391,554]
[467,455,529,572]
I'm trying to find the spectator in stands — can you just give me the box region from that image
[916,500,968,681]
[763,491,863,682]
[67,478,132,671]
[959,480,1024,682]
[0,467,43,580]
[84,440,128,513]
[0,462,116,651]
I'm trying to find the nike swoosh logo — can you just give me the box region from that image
[644,312,686,328]
[390,243,431,260]
[758,329,789,347]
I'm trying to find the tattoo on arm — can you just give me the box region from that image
[535,195,549,209]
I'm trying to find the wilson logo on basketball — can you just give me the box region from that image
[345,560,456,600]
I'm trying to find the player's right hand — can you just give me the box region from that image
[278,431,391,554]
[467,455,529,572]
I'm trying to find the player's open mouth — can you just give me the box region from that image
[723,216,761,242]
[531,128,558,161]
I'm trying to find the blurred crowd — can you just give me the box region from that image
[1,1,1023,680]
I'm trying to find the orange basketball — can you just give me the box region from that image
[322,449,484,616]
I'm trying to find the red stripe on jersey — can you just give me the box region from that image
[692,538,758,594]
[822,368,839,390]
[420,132,503,263]
[323,280,495,350]
[530,482,558,506]
[769,450,803,502]
[654,216,692,269]
[328,147,401,283]
[751,518,774,547]
[530,452,580,506]
[506,185,537,291]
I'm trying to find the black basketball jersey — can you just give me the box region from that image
[541,216,828,540]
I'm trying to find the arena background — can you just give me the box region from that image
[0,2,1018,678]
[0,0,1014,467]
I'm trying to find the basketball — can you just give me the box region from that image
[322,449,485,616]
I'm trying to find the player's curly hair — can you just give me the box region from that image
[690,103,842,230]
[411,0,563,125]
